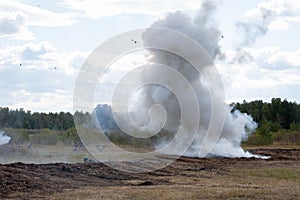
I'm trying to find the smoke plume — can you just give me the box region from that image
[127,1,262,158]
[233,0,299,64]
[0,131,11,146]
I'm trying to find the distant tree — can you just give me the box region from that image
[270,98,283,124]
[261,104,270,121]
[0,107,9,127]
[233,98,300,130]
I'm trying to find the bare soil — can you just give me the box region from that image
[0,148,299,199]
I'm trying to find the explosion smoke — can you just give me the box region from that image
[0,131,11,146]
[75,1,270,166]
[127,1,262,158]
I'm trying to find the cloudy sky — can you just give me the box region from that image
[0,0,299,112]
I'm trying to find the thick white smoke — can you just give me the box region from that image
[130,1,261,158]
[0,131,11,146]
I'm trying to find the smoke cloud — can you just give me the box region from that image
[83,1,271,161]
[235,21,268,47]
[234,0,299,63]
[0,131,11,146]
[127,1,262,158]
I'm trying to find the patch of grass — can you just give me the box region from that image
[51,167,300,200]
[273,130,300,145]
[243,129,300,147]
[50,182,300,200]
[34,129,59,145]
[232,168,300,180]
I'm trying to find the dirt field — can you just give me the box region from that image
[0,148,299,199]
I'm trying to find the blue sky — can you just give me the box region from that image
[0,0,299,112]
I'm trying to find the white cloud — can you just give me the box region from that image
[0,0,76,27]
[0,42,55,68]
[2,89,74,113]
[0,11,26,34]
[0,42,87,74]
[268,19,289,31]
[217,62,300,103]
[216,45,300,103]
[0,11,34,40]
[244,0,300,31]
[0,42,88,112]
[267,48,300,67]
[0,0,76,40]
[61,0,203,19]
[238,47,300,69]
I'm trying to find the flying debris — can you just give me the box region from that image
[49,66,57,70]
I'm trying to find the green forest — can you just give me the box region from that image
[232,98,300,145]
[0,109,89,130]
[232,98,300,130]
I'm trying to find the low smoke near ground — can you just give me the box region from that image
[0,131,10,146]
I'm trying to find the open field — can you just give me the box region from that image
[0,148,299,199]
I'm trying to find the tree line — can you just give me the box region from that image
[232,98,300,145]
[232,98,300,130]
[1,98,300,132]
[0,107,76,130]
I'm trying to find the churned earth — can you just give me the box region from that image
[0,148,299,199]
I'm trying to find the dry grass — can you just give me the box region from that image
[50,167,300,200]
